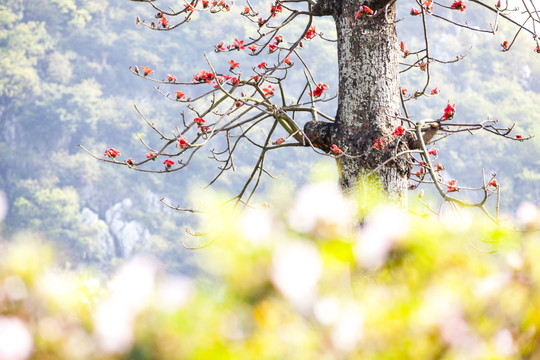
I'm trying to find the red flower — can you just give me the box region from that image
[263,85,275,97]
[373,139,386,150]
[355,5,374,19]
[428,148,438,156]
[258,62,268,69]
[175,91,186,100]
[215,41,226,51]
[423,0,433,11]
[194,117,205,125]
[495,0,501,8]
[516,134,523,140]
[177,138,188,148]
[104,148,121,158]
[450,0,466,11]
[167,74,177,82]
[283,56,293,65]
[414,167,425,177]
[232,38,245,50]
[163,159,174,169]
[146,151,157,159]
[309,82,328,98]
[202,0,209,8]
[400,41,410,57]
[270,3,283,16]
[330,144,342,154]
[228,60,240,70]
[269,43,277,53]
[258,18,266,27]
[446,179,459,193]
[248,44,258,53]
[417,61,427,71]
[126,158,135,166]
[434,163,444,171]
[392,126,406,136]
[410,8,422,16]
[535,46,540,53]
[501,40,509,50]
[305,26,317,39]
[140,66,153,76]
[401,88,408,95]
[242,6,250,14]
[488,179,498,187]
[235,100,243,107]
[158,15,169,27]
[442,103,456,120]
[275,35,283,43]
[273,137,284,145]
[430,87,440,95]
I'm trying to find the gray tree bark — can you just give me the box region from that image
[305,0,411,206]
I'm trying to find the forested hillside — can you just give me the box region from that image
[1,0,538,271]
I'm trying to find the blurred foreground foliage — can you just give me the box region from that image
[1,184,540,360]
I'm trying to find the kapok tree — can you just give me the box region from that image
[83,0,538,221]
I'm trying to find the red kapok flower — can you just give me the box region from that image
[447,179,459,192]
[309,82,329,98]
[163,159,174,169]
[167,74,177,82]
[202,0,209,8]
[430,87,440,95]
[330,144,342,154]
[488,179,498,187]
[215,41,226,51]
[392,126,406,136]
[273,137,284,145]
[423,0,433,11]
[257,62,268,69]
[194,117,205,125]
[177,138,188,148]
[270,3,283,16]
[228,60,240,70]
[284,56,293,65]
[410,8,422,16]
[126,158,135,166]
[501,40,509,50]
[535,45,540,53]
[516,134,523,140]
[442,103,456,120]
[305,26,317,39]
[175,91,186,100]
[450,0,466,11]
[275,35,283,43]
[104,148,121,158]
[248,44,258,53]
[140,66,153,76]
[401,88,408,95]
[355,5,374,19]
[146,151,157,159]
[242,6,250,14]
[263,85,275,97]
[428,148,438,156]
[268,43,278,53]
[158,15,169,27]
[232,38,245,50]
[373,139,386,150]
[434,163,444,171]
[400,41,411,57]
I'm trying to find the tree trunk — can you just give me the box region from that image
[306,0,411,206]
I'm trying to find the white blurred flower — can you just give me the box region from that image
[355,206,409,269]
[0,317,33,360]
[154,275,193,313]
[494,328,515,357]
[288,182,354,236]
[109,255,159,312]
[517,201,540,228]
[93,297,134,354]
[241,208,274,244]
[314,296,341,325]
[330,302,364,353]
[3,275,28,301]
[271,241,322,310]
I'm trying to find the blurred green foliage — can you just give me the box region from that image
[1,185,540,359]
